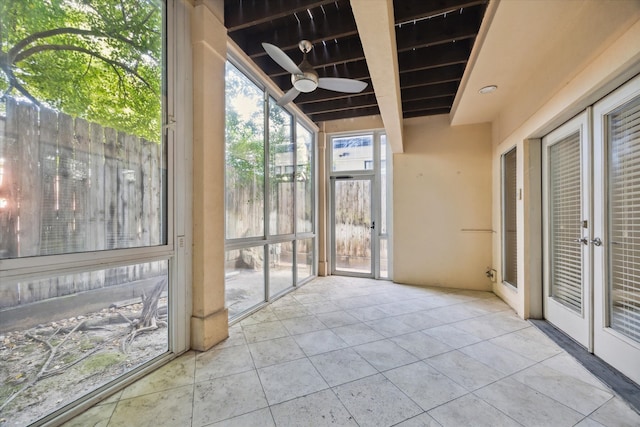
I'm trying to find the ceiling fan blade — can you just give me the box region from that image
[262,43,302,75]
[318,77,368,93]
[277,87,301,106]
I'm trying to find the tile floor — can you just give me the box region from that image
[64,276,640,427]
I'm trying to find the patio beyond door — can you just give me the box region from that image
[331,176,374,276]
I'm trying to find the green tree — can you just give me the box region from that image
[0,0,162,141]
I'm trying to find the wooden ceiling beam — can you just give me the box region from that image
[403,108,451,118]
[300,94,378,115]
[395,6,483,52]
[400,64,464,88]
[242,9,358,57]
[402,96,454,112]
[398,40,471,73]
[224,0,340,31]
[308,106,380,122]
[401,82,459,102]
[394,0,488,24]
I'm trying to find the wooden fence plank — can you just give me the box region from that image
[74,118,90,253]
[57,113,75,296]
[89,123,106,288]
[39,108,59,256]
[16,101,41,257]
[0,98,18,261]
[149,142,161,246]
[116,131,126,249]
[104,127,118,251]
[89,123,105,251]
[74,118,91,291]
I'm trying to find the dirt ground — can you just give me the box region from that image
[0,298,168,427]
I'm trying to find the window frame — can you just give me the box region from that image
[0,1,192,425]
[501,146,518,288]
[224,52,318,322]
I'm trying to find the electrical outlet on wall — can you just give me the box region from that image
[485,267,497,282]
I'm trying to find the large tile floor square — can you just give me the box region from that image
[65,277,640,427]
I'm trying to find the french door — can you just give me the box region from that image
[543,74,640,385]
[543,112,592,348]
[592,75,640,385]
[330,176,374,277]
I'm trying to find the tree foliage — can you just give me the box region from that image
[0,0,162,141]
[225,62,265,187]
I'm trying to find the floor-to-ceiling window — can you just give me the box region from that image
[328,131,391,279]
[224,61,316,321]
[0,1,183,425]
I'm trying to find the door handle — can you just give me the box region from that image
[370,221,375,230]
[573,238,588,245]
[590,237,602,246]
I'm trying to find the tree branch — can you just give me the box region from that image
[14,44,154,91]
[7,72,41,106]
[8,27,144,61]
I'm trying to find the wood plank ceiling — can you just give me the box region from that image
[225,0,488,123]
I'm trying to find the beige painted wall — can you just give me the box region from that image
[491,19,640,318]
[393,115,493,290]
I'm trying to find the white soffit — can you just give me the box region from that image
[451,0,640,126]
[351,0,404,153]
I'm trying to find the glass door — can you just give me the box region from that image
[331,176,374,276]
[593,75,640,385]
[542,112,592,348]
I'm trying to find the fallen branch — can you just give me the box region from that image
[1,320,87,412]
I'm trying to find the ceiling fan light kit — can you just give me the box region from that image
[292,72,318,93]
[262,40,368,106]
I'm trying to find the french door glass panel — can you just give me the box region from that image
[543,112,591,348]
[332,177,373,275]
[549,132,583,312]
[593,75,640,385]
[607,96,640,343]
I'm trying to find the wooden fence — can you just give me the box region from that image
[0,97,165,309]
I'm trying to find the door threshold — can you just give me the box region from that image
[530,319,640,415]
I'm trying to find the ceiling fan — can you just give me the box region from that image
[262,40,368,106]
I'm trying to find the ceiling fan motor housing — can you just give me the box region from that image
[291,57,318,92]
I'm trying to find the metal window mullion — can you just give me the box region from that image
[263,92,270,300]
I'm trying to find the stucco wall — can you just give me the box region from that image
[393,115,493,290]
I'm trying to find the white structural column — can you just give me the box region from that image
[190,0,228,350]
[351,0,404,153]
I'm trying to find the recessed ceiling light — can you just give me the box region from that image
[479,85,498,94]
